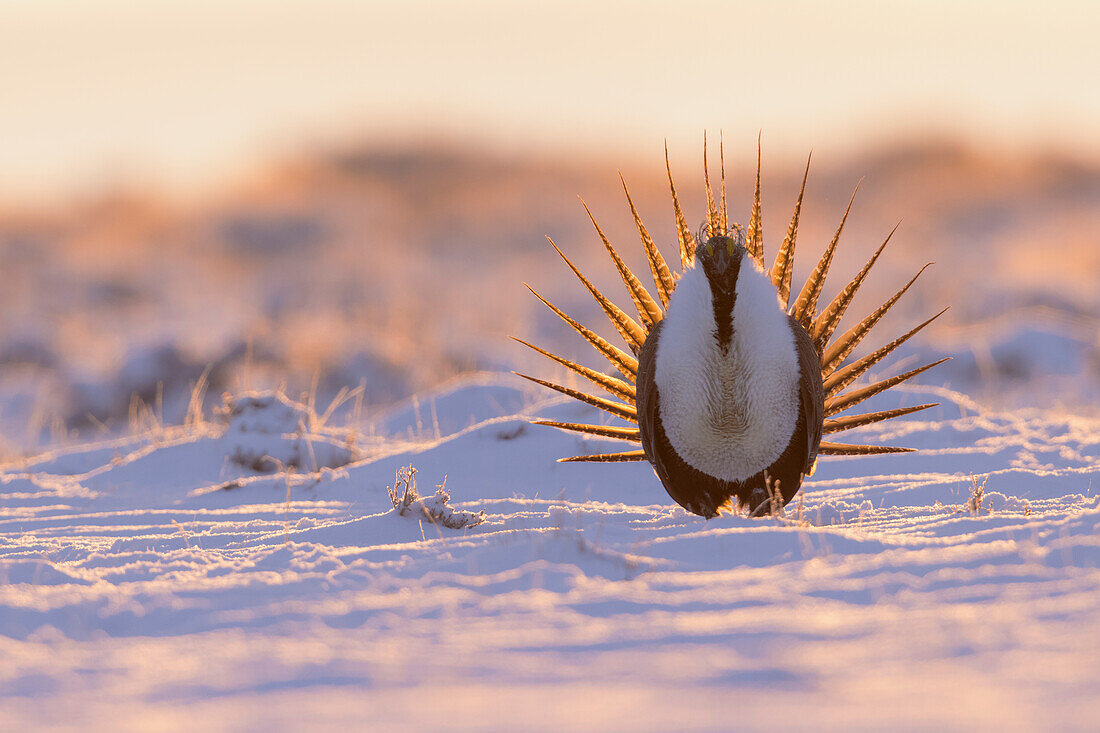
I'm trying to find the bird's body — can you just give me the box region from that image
[638,234,823,516]
[515,138,947,518]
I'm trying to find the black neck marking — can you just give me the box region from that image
[708,259,740,351]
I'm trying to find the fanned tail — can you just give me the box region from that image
[521,140,945,480]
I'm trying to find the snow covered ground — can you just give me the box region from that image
[2,372,1098,730]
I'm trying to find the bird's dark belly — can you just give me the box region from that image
[648,398,809,518]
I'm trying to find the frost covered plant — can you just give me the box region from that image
[747,471,787,518]
[967,474,989,515]
[388,465,485,530]
[388,465,420,514]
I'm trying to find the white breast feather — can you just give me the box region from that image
[654,257,800,482]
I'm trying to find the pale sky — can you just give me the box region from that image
[1,0,1097,203]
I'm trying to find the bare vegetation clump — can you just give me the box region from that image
[744,471,788,519]
[218,390,359,473]
[967,474,988,515]
[388,465,485,530]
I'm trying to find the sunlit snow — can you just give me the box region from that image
[1,374,1097,729]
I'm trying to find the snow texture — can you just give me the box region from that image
[1,374,1098,730]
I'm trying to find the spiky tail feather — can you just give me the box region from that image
[559,450,647,463]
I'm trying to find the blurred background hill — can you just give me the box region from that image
[0,0,1097,454]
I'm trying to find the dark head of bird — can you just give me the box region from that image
[695,226,747,296]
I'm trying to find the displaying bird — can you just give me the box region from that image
[515,137,948,517]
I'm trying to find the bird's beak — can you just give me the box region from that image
[707,242,734,275]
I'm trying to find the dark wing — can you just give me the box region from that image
[789,314,824,473]
[637,320,729,517]
[636,320,671,487]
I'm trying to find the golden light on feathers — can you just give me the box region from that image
[515,138,948,464]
